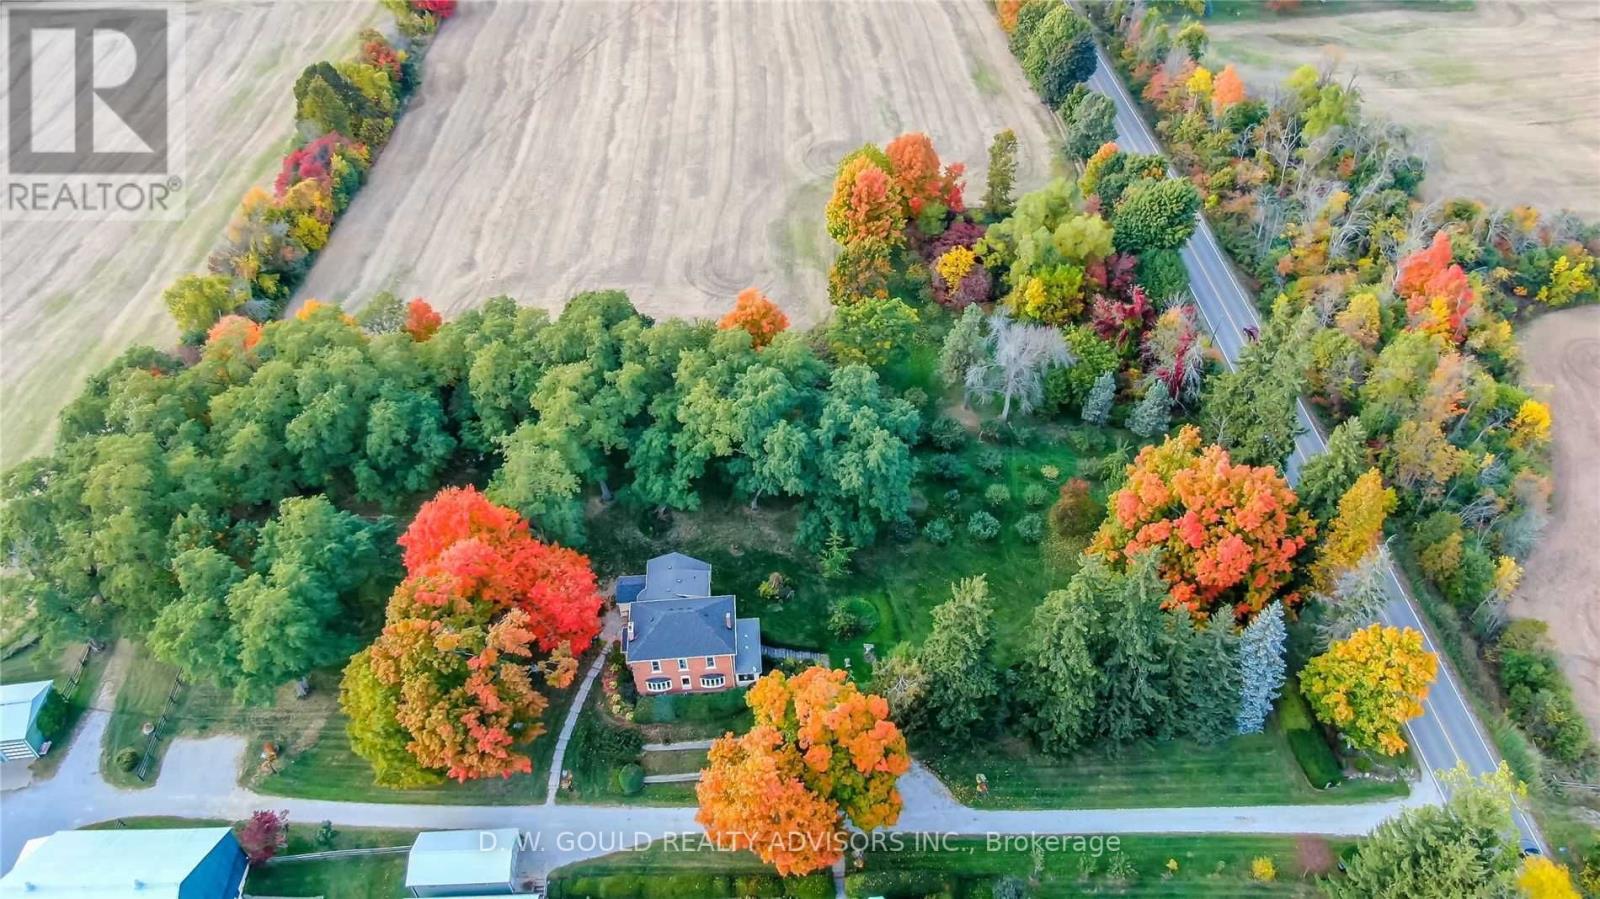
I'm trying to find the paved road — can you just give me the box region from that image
[0,706,1435,875]
[1084,44,1544,851]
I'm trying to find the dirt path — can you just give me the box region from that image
[294,0,1062,327]
[0,1,378,468]
[1208,1,1600,216]
[1511,305,1600,731]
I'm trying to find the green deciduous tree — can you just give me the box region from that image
[1327,765,1523,898]
[982,130,1019,219]
[164,274,248,335]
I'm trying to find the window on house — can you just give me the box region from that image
[677,658,689,671]
[650,660,661,673]
[681,676,691,688]
[646,678,671,693]
[700,674,726,689]
[705,656,716,669]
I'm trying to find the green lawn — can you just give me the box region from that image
[918,717,1409,809]
[548,845,833,899]
[255,651,588,805]
[246,854,407,899]
[102,642,586,802]
[850,835,1354,898]
[642,747,708,776]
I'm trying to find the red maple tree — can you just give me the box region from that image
[404,298,443,342]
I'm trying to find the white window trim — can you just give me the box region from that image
[700,674,726,688]
[645,678,671,693]
[677,658,689,671]
[650,660,661,673]
[680,676,691,688]
[705,656,717,669]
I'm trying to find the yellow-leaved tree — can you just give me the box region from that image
[1518,856,1582,899]
[1311,468,1396,592]
[1301,624,1437,755]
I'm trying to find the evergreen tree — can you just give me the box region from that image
[1236,601,1287,734]
[982,130,1019,220]
[1020,560,1108,754]
[917,576,1000,743]
[1096,553,1174,743]
[938,305,989,406]
[1080,370,1115,425]
[1127,380,1172,438]
[1175,614,1241,743]
[1059,85,1116,161]
[1295,417,1370,522]
[1201,303,1317,468]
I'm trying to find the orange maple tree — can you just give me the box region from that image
[1089,426,1316,618]
[1395,231,1476,343]
[825,154,905,246]
[885,132,965,221]
[1212,64,1246,116]
[351,487,599,782]
[404,298,443,341]
[696,668,910,875]
[718,287,790,348]
[206,314,262,349]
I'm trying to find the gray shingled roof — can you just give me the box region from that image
[626,595,738,661]
[638,552,711,600]
[734,618,762,676]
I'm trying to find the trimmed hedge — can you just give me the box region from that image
[1279,676,1344,789]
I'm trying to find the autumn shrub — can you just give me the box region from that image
[1251,856,1277,882]
[967,511,1001,540]
[1048,478,1103,540]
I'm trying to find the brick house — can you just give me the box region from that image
[616,552,762,694]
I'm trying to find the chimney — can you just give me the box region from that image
[626,621,635,642]
[724,611,733,630]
